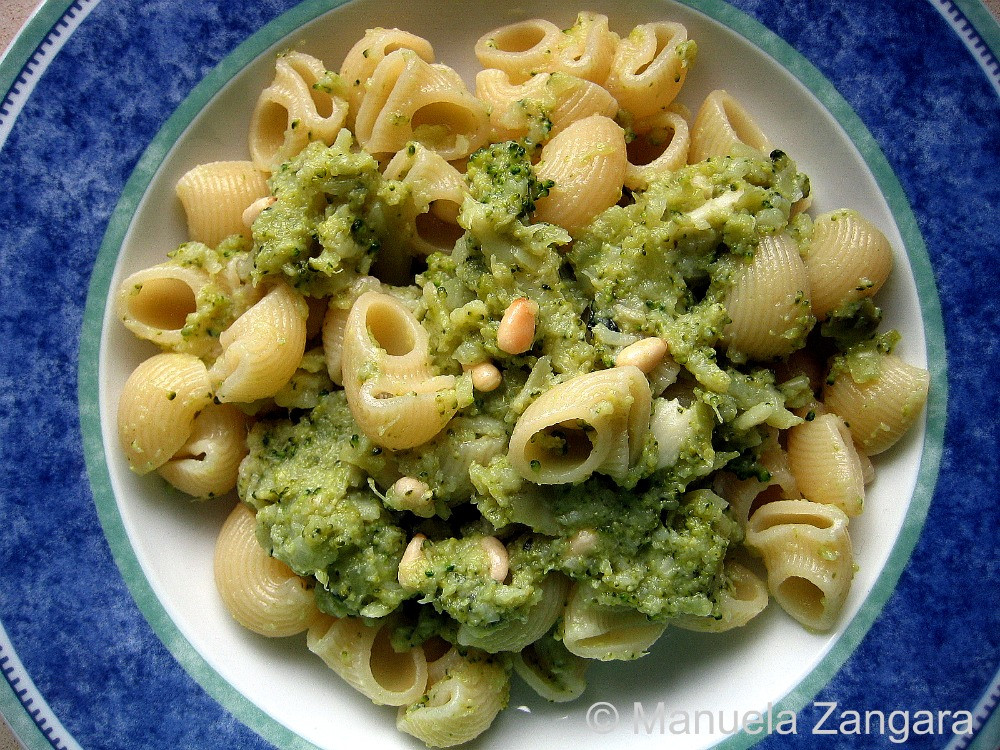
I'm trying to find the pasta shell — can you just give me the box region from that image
[116,263,209,352]
[457,573,570,653]
[355,50,488,161]
[533,114,627,234]
[605,22,692,119]
[689,89,773,163]
[562,583,665,661]
[175,161,269,247]
[308,615,428,706]
[156,402,248,498]
[804,209,894,320]
[722,232,814,361]
[671,560,769,632]
[507,365,652,484]
[117,352,214,474]
[474,18,564,84]
[396,647,509,748]
[744,499,853,631]
[340,27,435,120]
[822,352,930,455]
[341,291,460,450]
[625,109,690,190]
[249,51,349,172]
[786,413,865,516]
[214,502,318,637]
[210,281,309,403]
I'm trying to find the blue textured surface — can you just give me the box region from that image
[0,0,998,749]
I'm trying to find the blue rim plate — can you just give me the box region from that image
[0,1,998,748]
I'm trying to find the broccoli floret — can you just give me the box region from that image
[464,141,553,220]
[820,297,883,350]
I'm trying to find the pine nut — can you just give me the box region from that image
[397,533,428,588]
[242,196,276,229]
[387,476,434,517]
[479,536,509,582]
[464,361,502,392]
[497,298,538,354]
[615,337,667,373]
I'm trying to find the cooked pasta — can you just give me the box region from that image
[249,51,349,173]
[396,647,510,748]
[689,89,773,163]
[562,583,667,660]
[340,290,464,449]
[507,365,651,484]
[115,263,209,352]
[156,402,248,498]
[113,14,932,748]
[354,49,489,160]
[822,352,930,455]
[117,352,214,475]
[209,281,309,403]
[175,161,269,247]
[605,21,693,119]
[214,502,318,636]
[786,412,865,516]
[744,499,854,631]
[671,560,769,632]
[533,114,627,233]
[308,615,428,706]
[804,209,894,320]
[721,231,814,361]
[340,27,435,119]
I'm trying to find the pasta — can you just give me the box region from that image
[214,502,319,636]
[112,13,931,748]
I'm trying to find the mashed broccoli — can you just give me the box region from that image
[237,133,811,641]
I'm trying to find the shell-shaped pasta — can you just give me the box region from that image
[671,561,769,632]
[550,12,618,83]
[341,291,460,450]
[533,114,627,234]
[804,209,894,320]
[383,143,468,255]
[175,161,270,247]
[475,69,618,144]
[605,22,691,120]
[214,502,318,636]
[689,89,773,163]
[512,635,589,702]
[822,353,930,455]
[744,499,853,631]
[786,413,865,516]
[322,276,382,386]
[355,50,489,161]
[307,615,428,706]
[396,647,509,748]
[562,583,665,660]
[625,110,690,190]
[722,232,813,361]
[156,402,248,498]
[249,51,349,173]
[115,263,209,351]
[210,282,309,403]
[474,18,564,84]
[340,27,435,119]
[508,365,652,484]
[457,573,570,653]
[117,352,214,474]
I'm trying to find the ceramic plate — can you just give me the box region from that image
[1,1,998,748]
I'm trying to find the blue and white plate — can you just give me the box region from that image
[1,1,998,748]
